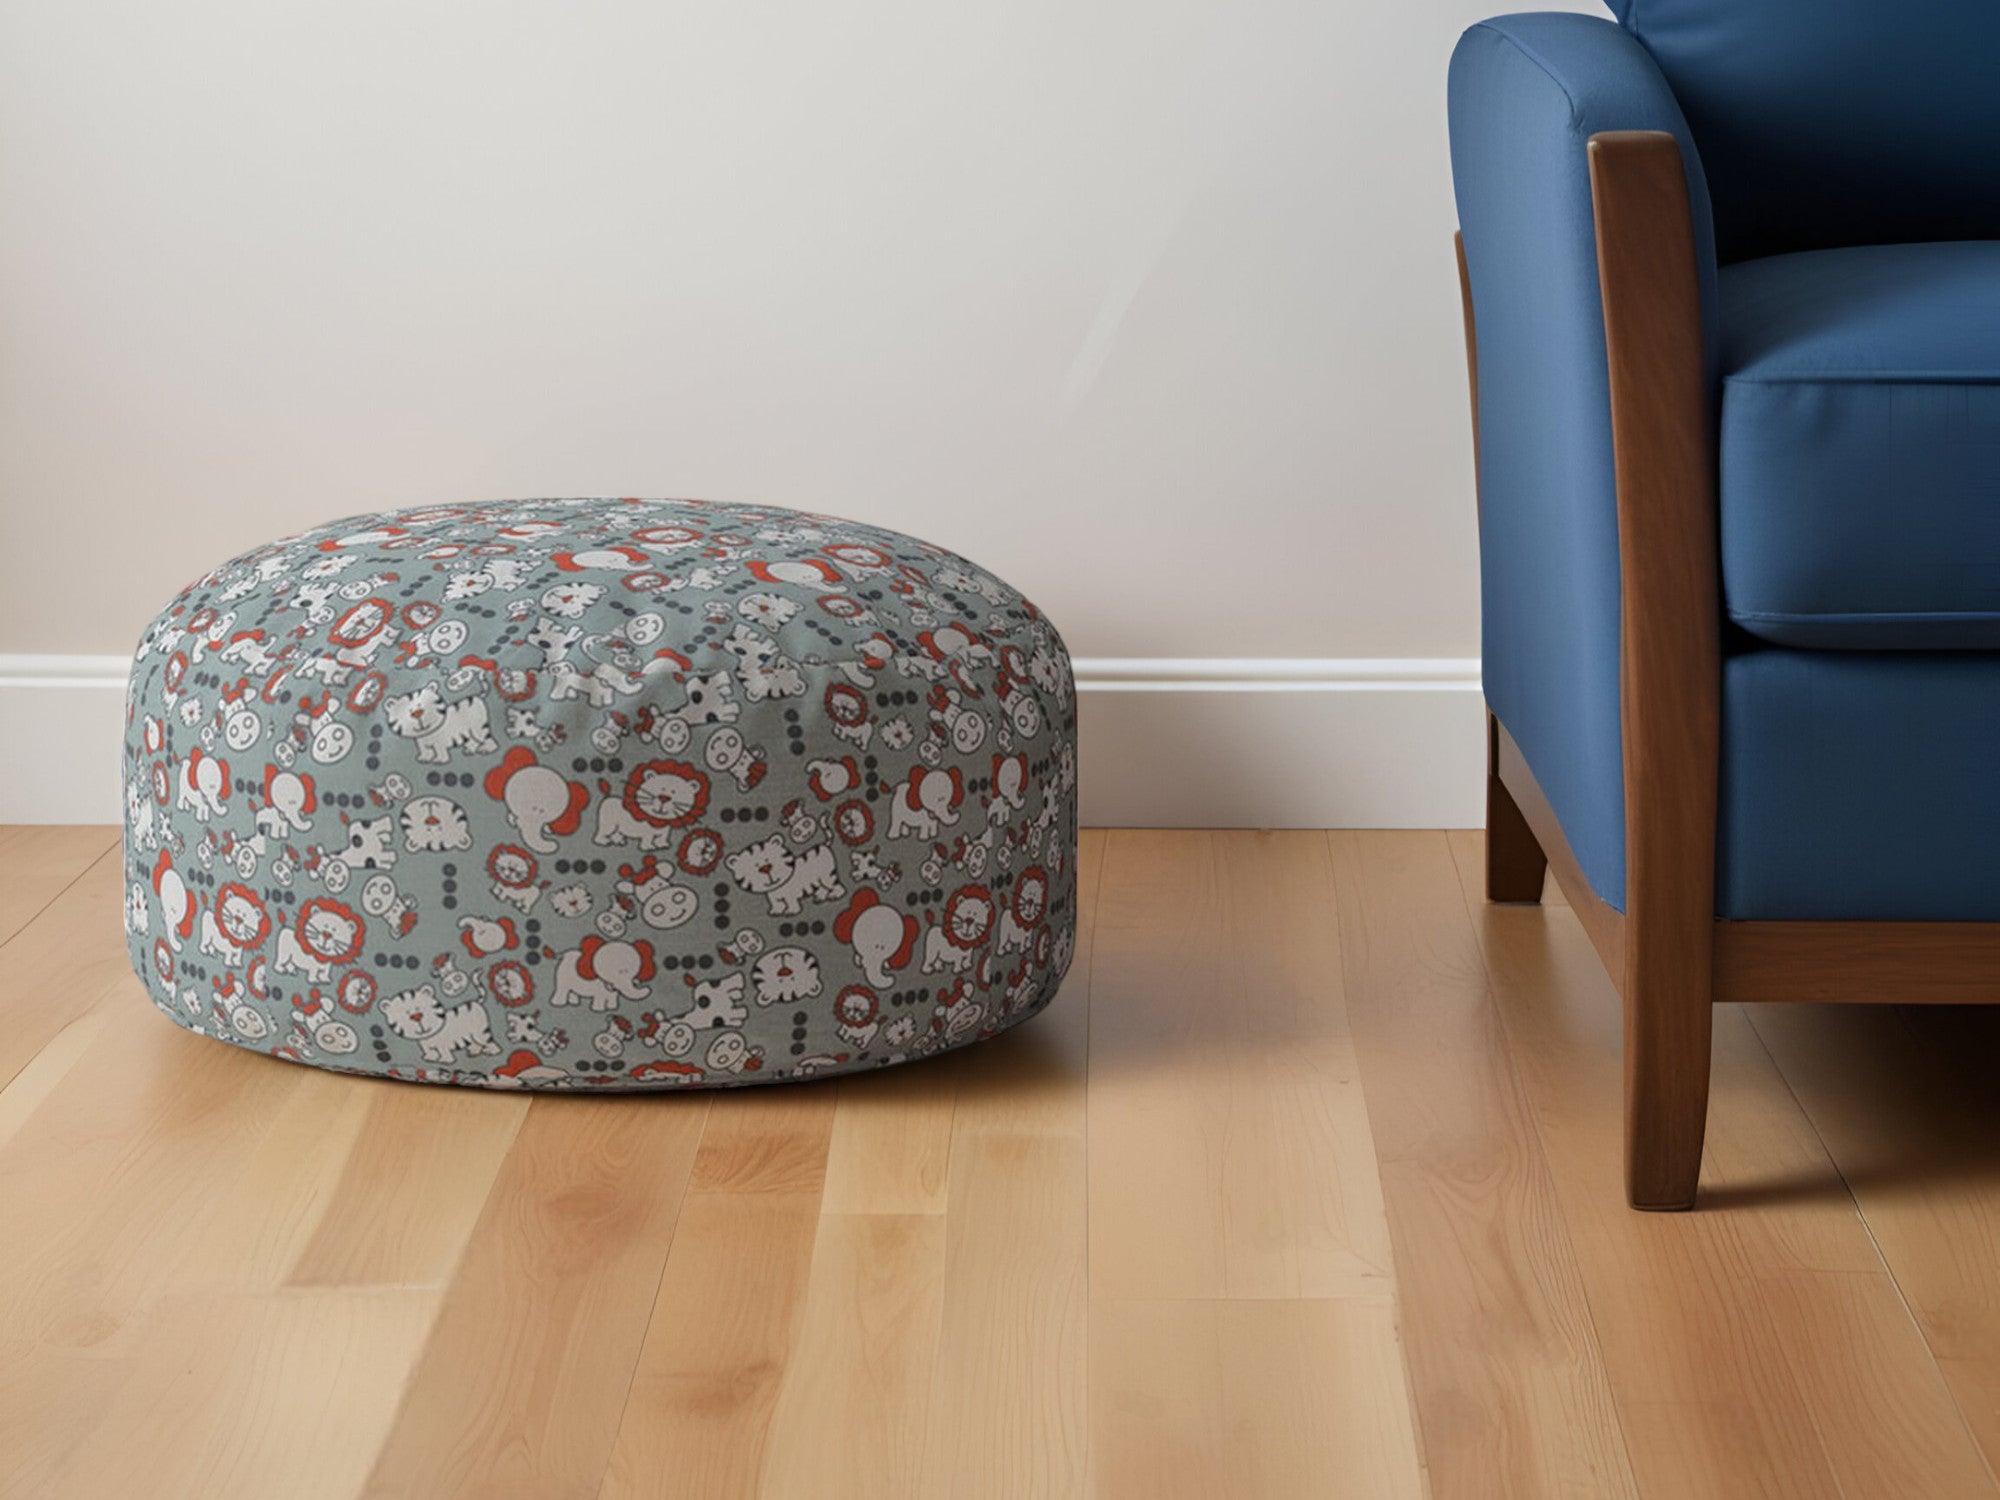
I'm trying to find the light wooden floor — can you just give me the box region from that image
[4,827,1999,1499]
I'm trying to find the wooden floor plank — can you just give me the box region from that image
[10,823,1999,1500]
[0,1024,304,1330]
[0,1020,308,1492]
[361,1095,707,1500]
[0,1008,111,1153]
[1445,829,1997,1500]
[596,1082,838,1498]
[1329,829,1640,1500]
[914,829,1102,1500]
[48,1288,439,1500]
[286,1083,530,1288]
[687,1084,840,1195]
[0,854,138,1092]
[1090,830,1395,1301]
[1090,1297,1425,1500]
[760,1213,948,1500]
[1750,1001,2000,1479]
[597,1190,825,1499]
[919,1131,1086,1497]
[0,825,117,947]
[172,1066,380,1292]
[820,1051,962,1215]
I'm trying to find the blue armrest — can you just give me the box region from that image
[1449,13,1718,913]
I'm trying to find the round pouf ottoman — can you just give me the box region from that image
[121,498,1077,1089]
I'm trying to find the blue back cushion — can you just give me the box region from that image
[1609,0,2000,262]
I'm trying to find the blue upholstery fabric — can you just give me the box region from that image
[1448,13,1717,913]
[1720,242,2000,650]
[1609,0,2000,264]
[1719,649,2000,920]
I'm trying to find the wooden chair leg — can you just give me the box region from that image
[1485,713,1548,903]
[1622,968,1711,1210]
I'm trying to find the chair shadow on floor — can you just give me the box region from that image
[1476,896,2000,1215]
[1704,1001,2000,1212]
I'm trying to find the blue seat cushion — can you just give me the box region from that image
[1609,0,2000,263]
[1719,242,2000,650]
[1720,648,2000,920]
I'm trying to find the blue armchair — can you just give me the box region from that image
[1449,2,2000,1208]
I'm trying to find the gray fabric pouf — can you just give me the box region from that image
[121,498,1077,1088]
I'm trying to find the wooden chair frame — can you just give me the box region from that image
[1459,130,2000,1211]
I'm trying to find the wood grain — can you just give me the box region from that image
[1499,710,2000,1020]
[286,1082,529,1288]
[1330,829,1640,1499]
[920,1131,1086,1498]
[0,825,118,947]
[1449,830,1997,1498]
[1087,829,1423,1496]
[687,1084,839,1195]
[1718,923,2000,1005]
[598,1188,824,1499]
[1089,830,1394,1301]
[362,1096,707,1500]
[0,853,140,1091]
[761,1213,948,1500]
[1590,129,1722,1211]
[172,1066,379,1291]
[915,829,1102,1499]
[0,1019,308,1492]
[7,827,2000,1497]
[49,1289,438,1500]
[1750,1002,2000,1475]
[820,1051,961,1215]
[1090,1298,1425,1500]
[0,1008,111,1152]
[596,1078,837,1497]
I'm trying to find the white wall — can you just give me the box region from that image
[0,0,1599,824]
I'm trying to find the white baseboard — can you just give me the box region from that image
[0,654,1486,828]
[0,656,133,827]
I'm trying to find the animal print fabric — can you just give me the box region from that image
[122,498,1078,1089]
